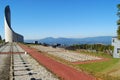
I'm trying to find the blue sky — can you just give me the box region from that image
[0,0,119,40]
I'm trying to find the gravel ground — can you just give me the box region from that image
[31,45,101,62]
[0,54,11,80]
[13,54,59,80]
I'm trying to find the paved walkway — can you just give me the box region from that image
[20,44,96,80]
[13,54,59,80]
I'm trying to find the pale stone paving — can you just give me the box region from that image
[0,43,60,80]
[13,54,59,80]
[0,54,10,80]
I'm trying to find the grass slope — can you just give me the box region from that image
[76,51,120,80]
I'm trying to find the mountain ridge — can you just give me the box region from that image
[25,36,113,45]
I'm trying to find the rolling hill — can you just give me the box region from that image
[25,36,113,45]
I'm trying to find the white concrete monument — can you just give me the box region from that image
[4,5,24,42]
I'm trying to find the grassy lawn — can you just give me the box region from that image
[76,51,120,80]
[78,58,120,73]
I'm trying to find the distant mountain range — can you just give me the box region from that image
[25,36,113,45]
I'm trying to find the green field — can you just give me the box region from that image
[76,51,120,80]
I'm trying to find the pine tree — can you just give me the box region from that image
[117,4,120,40]
[117,26,120,39]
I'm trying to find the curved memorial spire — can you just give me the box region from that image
[4,5,24,42]
[5,6,11,29]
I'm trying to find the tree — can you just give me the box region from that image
[117,26,120,39]
[117,4,120,9]
[117,4,120,40]
[117,19,120,25]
